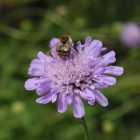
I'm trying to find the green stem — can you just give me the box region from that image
[79,117,90,140]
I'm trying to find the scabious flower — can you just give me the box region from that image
[121,22,140,47]
[25,36,123,118]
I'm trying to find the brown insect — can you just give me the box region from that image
[56,35,73,59]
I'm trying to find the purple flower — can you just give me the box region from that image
[25,36,123,118]
[121,22,140,47]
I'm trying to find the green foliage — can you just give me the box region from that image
[0,0,140,140]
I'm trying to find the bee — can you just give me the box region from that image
[56,35,73,59]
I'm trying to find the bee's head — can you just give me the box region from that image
[60,35,72,44]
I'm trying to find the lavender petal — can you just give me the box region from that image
[37,51,49,61]
[94,90,108,107]
[36,82,51,96]
[93,83,108,89]
[86,40,103,57]
[28,59,45,76]
[85,36,92,46]
[66,94,73,105]
[102,51,116,65]
[58,92,67,113]
[36,92,56,104]
[72,96,85,118]
[96,76,116,86]
[104,66,124,76]
[49,38,59,48]
[80,88,95,101]
[24,78,46,91]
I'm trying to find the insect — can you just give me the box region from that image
[56,35,73,59]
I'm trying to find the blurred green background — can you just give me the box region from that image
[0,0,140,140]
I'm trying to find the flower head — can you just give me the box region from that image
[121,22,140,47]
[25,36,123,118]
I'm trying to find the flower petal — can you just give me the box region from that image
[37,51,49,62]
[28,59,45,76]
[96,76,116,86]
[49,38,59,48]
[49,38,60,58]
[102,51,116,65]
[85,36,92,46]
[36,82,51,96]
[80,88,95,101]
[69,47,78,59]
[24,78,46,91]
[72,96,85,118]
[104,66,124,76]
[88,100,95,105]
[85,40,103,57]
[66,94,73,105]
[36,92,56,104]
[94,90,108,107]
[93,83,108,89]
[58,92,67,113]
[52,95,57,103]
